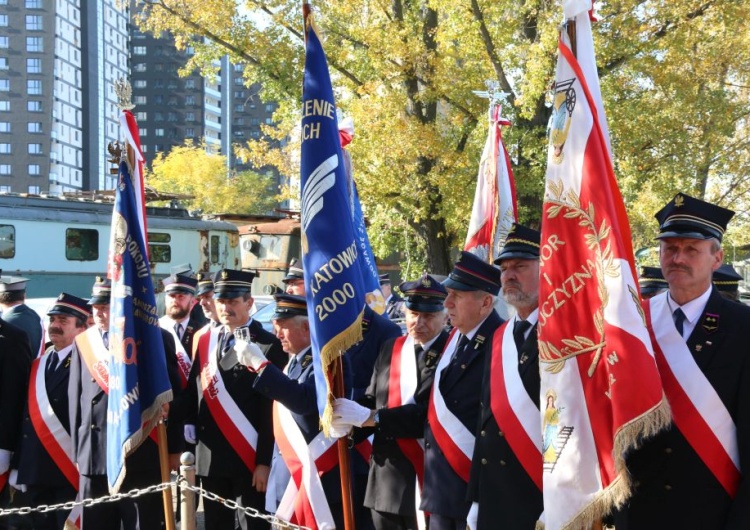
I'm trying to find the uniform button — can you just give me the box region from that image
[460,364,466,369]
[664,447,672,454]
[481,458,487,465]
[480,430,486,437]
[91,424,96,430]
[664,484,672,491]
[500,460,506,466]
[453,400,459,405]
[91,378,96,383]
[498,431,504,437]
[425,442,431,449]
[92,398,98,405]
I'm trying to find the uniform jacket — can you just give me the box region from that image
[186,319,285,478]
[255,349,352,508]
[421,311,503,520]
[3,304,43,359]
[0,318,32,452]
[358,330,448,515]
[615,288,750,529]
[68,328,183,484]
[467,322,542,529]
[15,346,74,487]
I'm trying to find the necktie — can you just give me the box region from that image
[287,356,298,376]
[175,323,184,340]
[220,332,235,359]
[673,308,686,337]
[452,334,470,362]
[47,350,59,373]
[415,344,424,358]
[102,331,109,349]
[513,320,532,356]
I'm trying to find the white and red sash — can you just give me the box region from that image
[388,335,426,486]
[426,329,474,482]
[196,326,259,473]
[29,352,82,528]
[75,327,158,444]
[159,316,192,389]
[489,321,542,490]
[645,294,740,497]
[273,399,338,530]
[75,327,110,392]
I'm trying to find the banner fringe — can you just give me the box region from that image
[557,396,671,530]
[319,310,364,437]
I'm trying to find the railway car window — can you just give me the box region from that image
[148,232,171,263]
[210,235,220,264]
[0,224,14,258]
[66,228,98,261]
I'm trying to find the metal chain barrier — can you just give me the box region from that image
[0,478,310,530]
[0,482,171,517]
[174,476,310,530]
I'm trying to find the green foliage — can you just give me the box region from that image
[135,0,750,272]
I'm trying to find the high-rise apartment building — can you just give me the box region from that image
[0,0,128,194]
[129,25,280,179]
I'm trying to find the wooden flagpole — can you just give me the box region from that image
[157,420,176,530]
[333,356,356,530]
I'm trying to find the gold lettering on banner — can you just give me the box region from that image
[538,178,635,377]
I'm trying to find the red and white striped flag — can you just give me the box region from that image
[464,103,517,262]
[119,109,147,237]
[537,2,669,528]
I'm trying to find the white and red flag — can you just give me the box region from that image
[464,102,517,262]
[537,2,669,528]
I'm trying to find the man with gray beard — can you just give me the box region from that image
[466,224,543,530]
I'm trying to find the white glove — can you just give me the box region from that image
[8,469,26,493]
[331,398,372,432]
[184,424,197,445]
[234,340,269,372]
[466,501,479,530]
[0,449,10,475]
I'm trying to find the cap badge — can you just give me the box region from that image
[221,270,229,280]
[421,277,431,288]
[674,194,684,207]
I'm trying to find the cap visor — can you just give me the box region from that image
[441,277,477,292]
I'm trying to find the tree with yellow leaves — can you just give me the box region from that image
[135,0,750,274]
[146,140,278,215]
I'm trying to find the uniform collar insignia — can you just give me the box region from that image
[701,313,719,334]
[301,353,312,369]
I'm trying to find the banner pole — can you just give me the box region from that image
[333,356,356,530]
[157,420,176,530]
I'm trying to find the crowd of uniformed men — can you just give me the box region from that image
[0,191,748,530]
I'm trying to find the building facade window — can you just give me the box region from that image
[185,79,195,89]
[25,15,42,30]
[27,101,42,112]
[0,58,7,70]
[26,37,43,52]
[0,102,9,111]
[28,143,42,154]
[186,112,195,122]
[26,58,41,73]
[0,15,7,27]
[185,96,195,106]
[27,80,42,95]
[139,128,147,137]
[155,129,164,137]
[25,0,43,7]
[28,185,40,194]
[0,80,8,92]
[134,80,147,88]
[28,164,40,175]
[0,165,11,175]
[133,46,147,55]
[133,63,146,72]
[136,112,147,121]
[0,143,10,153]
[0,38,8,49]
[134,96,146,105]
[27,122,42,133]
[0,123,9,132]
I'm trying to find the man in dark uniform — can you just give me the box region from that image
[335,274,449,530]
[282,258,305,296]
[638,266,668,299]
[615,193,750,529]
[68,277,184,530]
[184,269,285,530]
[713,263,743,301]
[467,224,543,530]
[0,315,32,530]
[194,272,219,326]
[170,264,209,329]
[237,294,350,529]
[160,273,204,361]
[381,273,404,320]
[334,252,503,530]
[0,274,43,358]
[12,294,88,530]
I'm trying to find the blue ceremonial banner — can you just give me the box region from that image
[349,178,386,314]
[301,18,366,428]
[106,160,173,492]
